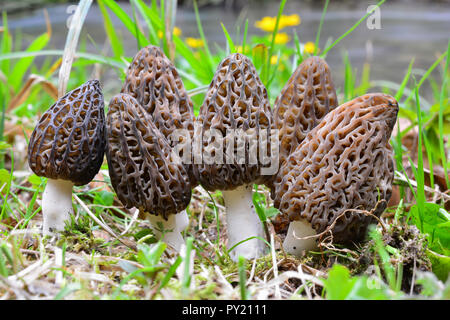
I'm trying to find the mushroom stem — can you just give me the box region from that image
[222,185,266,261]
[283,219,318,257]
[41,178,74,235]
[146,210,188,252]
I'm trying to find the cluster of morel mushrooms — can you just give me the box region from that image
[27,45,398,261]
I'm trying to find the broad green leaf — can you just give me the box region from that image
[409,203,450,254]
[323,264,358,299]
[93,190,114,207]
[323,264,389,300]
[427,249,450,282]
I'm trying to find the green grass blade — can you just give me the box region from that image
[422,130,434,189]
[413,83,426,231]
[438,41,450,189]
[314,0,329,55]
[98,0,124,59]
[241,19,249,55]
[131,0,160,46]
[293,29,303,65]
[403,51,448,106]
[193,0,214,73]
[9,32,50,91]
[343,52,354,101]
[181,237,194,296]
[102,0,148,49]
[357,62,371,95]
[157,256,182,293]
[238,256,248,300]
[264,0,287,84]
[321,0,386,57]
[221,23,235,54]
[395,58,415,101]
[1,12,11,76]
[0,50,126,69]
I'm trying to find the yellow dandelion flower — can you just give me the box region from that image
[304,41,318,54]
[173,26,182,37]
[271,32,290,45]
[186,37,204,48]
[255,14,301,32]
[279,14,300,28]
[255,16,277,32]
[270,55,278,65]
[158,27,182,39]
[270,55,286,71]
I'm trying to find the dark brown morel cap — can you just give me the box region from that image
[273,56,338,167]
[121,45,196,185]
[106,93,192,220]
[195,53,273,191]
[121,45,195,142]
[273,93,398,243]
[27,80,105,186]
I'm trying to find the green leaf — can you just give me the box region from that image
[323,264,389,300]
[426,249,450,282]
[27,174,45,190]
[137,242,166,268]
[0,168,11,195]
[323,264,358,299]
[0,141,11,151]
[409,203,450,255]
[93,190,114,207]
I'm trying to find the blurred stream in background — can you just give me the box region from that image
[2,0,450,102]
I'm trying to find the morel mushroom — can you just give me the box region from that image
[106,93,192,251]
[121,45,196,184]
[269,56,338,235]
[273,93,398,256]
[272,56,338,168]
[28,80,105,235]
[195,53,274,260]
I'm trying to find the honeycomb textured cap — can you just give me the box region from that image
[27,80,105,186]
[121,45,195,143]
[273,56,338,167]
[106,93,192,219]
[195,53,273,191]
[121,45,196,184]
[273,93,398,243]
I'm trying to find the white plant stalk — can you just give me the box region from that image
[147,210,189,252]
[222,185,266,261]
[41,178,74,235]
[283,219,318,257]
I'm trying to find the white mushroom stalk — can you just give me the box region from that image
[146,210,189,252]
[222,185,266,261]
[27,80,105,237]
[41,179,74,235]
[283,220,318,257]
